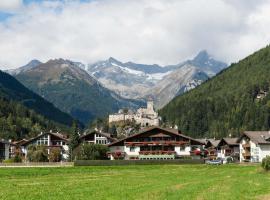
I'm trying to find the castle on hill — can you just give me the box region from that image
[109,100,160,126]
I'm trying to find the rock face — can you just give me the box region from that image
[87,51,227,107]
[15,59,144,125]
[146,65,209,109]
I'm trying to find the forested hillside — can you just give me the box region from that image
[0,70,75,139]
[160,45,270,139]
[0,98,63,139]
[0,70,74,126]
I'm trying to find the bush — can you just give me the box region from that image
[74,143,109,160]
[27,145,48,162]
[2,155,22,163]
[262,156,270,171]
[48,147,62,162]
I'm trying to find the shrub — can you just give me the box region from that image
[48,147,62,162]
[27,145,48,162]
[2,155,22,163]
[74,143,109,160]
[262,156,270,171]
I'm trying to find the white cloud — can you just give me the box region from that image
[0,0,270,69]
[0,0,23,12]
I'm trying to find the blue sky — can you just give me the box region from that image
[0,0,270,69]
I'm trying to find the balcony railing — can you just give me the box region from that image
[125,141,188,146]
[139,151,176,155]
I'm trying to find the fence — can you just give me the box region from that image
[75,159,204,166]
[0,162,73,167]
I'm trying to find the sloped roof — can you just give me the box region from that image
[108,126,203,147]
[217,138,239,147]
[238,131,270,145]
[21,132,68,146]
[205,139,220,148]
[80,130,116,141]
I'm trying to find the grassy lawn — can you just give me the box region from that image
[0,164,269,200]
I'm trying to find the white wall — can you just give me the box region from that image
[175,146,191,156]
[5,143,10,159]
[259,145,270,162]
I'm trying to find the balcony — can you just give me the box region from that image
[139,150,176,155]
[125,141,188,146]
[242,151,251,157]
[242,143,251,148]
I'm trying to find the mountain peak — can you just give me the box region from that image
[193,50,211,62]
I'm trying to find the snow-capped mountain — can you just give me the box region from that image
[145,65,209,108]
[176,50,227,77]
[86,51,227,107]
[14,58,144,124]
[87,57,171,99]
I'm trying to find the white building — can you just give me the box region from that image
[239,131,270,163]
[20,132,69,160]
[0,139,10,161]
[80,130,116,145]
[108,126,203,160]
[109,100,160,126]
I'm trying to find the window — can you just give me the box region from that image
[130,147,135,152]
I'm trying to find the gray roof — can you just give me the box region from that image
[222,138,239,146]
[205,139,220,148]
[239,131,270,145]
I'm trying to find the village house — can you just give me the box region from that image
[205,139,220,160]
[108,126,203,160]
[0,139,10,161]
[238,131,270,163]
[20,131,69,160]
[80,130,116,145]
[217,138,239,161]
[109,100,160,127]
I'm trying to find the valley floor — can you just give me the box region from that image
[0,164,269,200]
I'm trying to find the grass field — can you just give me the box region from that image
[0,164,269,200]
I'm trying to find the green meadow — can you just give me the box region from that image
[0,164,269,200]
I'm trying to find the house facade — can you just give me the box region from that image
[80,131,116,145]
[239,131,270,163]
[217,138,239,160]
[205,139,220,160]
[0,140,10,161]
[108,126,203,160]
[20,132,69,160]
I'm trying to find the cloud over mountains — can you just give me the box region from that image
[0,0,270,69]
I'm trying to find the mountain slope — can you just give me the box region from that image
[0,70,74,126]
[160,45,270,139]
[7,59,42,75]
[0,70,76,139]
[87,57,168,98]
[146,65,209,108]
[15,59,143,125]
[87,51,227,101]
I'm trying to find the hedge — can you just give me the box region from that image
[74,159,204,166]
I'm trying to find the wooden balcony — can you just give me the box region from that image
[242,151,251,157]
[139,151,176,155]
[125,141,188,146]
[242,143,251,148]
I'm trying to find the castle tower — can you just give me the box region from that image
[147,100,154,111]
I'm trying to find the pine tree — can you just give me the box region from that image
[69,121,80,161]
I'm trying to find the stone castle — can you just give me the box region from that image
[109,100,160,126]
